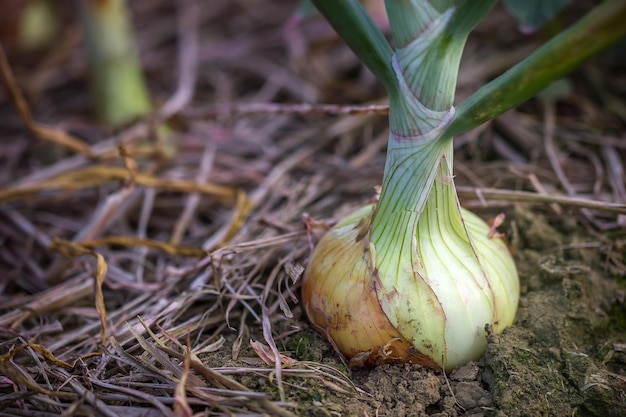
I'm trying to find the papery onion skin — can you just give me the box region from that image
[301,205,440,369]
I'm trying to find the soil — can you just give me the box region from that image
[1,1,625,417]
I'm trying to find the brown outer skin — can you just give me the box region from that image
[302,218,440,370]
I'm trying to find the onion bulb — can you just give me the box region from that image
[302,145,519,371]
[302,0,520,372]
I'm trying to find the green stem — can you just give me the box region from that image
[445,0,626,138]
[386,0,497,112]
[371,1,495,246]
[371,138,450,257]
[80,0,152,125]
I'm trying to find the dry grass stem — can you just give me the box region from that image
[0,44,93,156]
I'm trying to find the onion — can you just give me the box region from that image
[302,144,519,371]
[302,1,520,372]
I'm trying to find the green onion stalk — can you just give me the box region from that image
[80,0,152,125]
[302,0,626,371]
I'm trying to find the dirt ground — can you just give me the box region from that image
[1,1,625,416]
